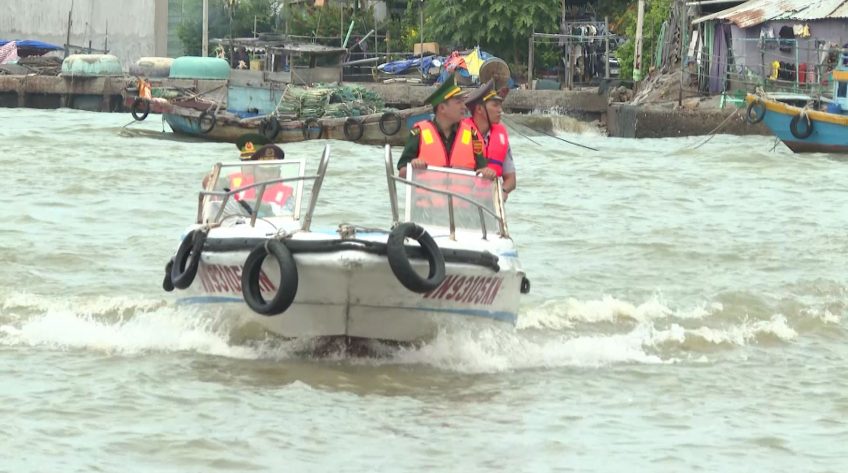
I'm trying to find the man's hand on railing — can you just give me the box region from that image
[476,167,497,180]
[410,158,428,169]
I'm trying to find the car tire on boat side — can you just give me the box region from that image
[343,117,365,141]
[302,118,323,140]
[386,223,446,293]
[131,98,150,121]
[379,111,402,136]
[242,240,299,316]
[260,116,281,140]
[163,257,175,292]
[745,100,766,124]
[789,113,814,139]
[171,230,207,290]
[198,111,216,134]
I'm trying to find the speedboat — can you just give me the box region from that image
[162,145,529,343]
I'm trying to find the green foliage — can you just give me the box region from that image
[286,2,376,43]
[423,0,560,63]
[614,0,672,80]
[383,1,421,54]
[176,0,380,56]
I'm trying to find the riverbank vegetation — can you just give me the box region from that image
[175,0,671,81]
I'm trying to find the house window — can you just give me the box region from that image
[838,82,848,98]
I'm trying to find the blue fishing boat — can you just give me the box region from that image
[744,52,848,154]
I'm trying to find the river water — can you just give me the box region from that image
[1,108,846,472]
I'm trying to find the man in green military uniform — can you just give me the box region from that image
[397,73,496,179]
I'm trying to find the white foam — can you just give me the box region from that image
[0,292,290,359]
[518,294,716,329]
[390,326,665,374]
[0,291,802,372]
[648,314,798,347]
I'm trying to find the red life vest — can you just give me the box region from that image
[228,173,293,208]
[414,120,477,170]
[462,118,509,177]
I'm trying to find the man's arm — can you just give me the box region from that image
[501,147,516,194]
[397,129,422,178]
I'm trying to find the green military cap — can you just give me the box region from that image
[424,72,467,107]
[235,133,271,158]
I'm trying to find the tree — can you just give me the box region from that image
[176,0,280,56]
[423,0,560,64]
[613,0,672,80]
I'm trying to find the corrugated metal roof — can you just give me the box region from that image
[693,0,848,26]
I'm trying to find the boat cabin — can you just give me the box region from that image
[213,36,347,86]
[831,52,848,114]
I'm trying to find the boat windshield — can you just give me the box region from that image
[197,155,321,226]
[403,166,505,237]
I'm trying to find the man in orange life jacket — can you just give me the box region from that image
[202,133,270,189]
[397,73,496,180]
[203,134,293,214]
[230,143,293,213]
[462,79,517,199]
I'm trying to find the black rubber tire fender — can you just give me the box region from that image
[386,223,446,293]
[170,229,207,290]
[379,111,402,136]
[163,257,175,292]
[745,100,766,124]
[198,111,216,134]
[302,117,323,140]
[131,97,150,121]
[343,117,365,141]
[241,240,299,316]
[259,116,281,140]
[789,113,814,139]
[520,276,531,294]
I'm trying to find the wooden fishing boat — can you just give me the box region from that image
[743,51,848,154]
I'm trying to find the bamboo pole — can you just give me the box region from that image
[202,0,208,57]
[634,0,645,81]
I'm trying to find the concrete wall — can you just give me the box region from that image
[0,0,168,69]
[607,103,769,138]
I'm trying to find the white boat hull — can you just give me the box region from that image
[177,232,522,342]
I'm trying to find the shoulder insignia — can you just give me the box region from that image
[410,128,420,136]
[472,139,484,155]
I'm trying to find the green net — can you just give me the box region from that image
[273,84,387,120]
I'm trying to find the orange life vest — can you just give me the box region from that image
[228,173,293,207]
[414,120,477,170]
[138,79,152,100]
[462,118,509,177]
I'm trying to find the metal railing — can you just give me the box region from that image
[196,144,331,230]
[383,145,508,240]
[692,34,846,98]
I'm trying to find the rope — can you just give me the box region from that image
[678,107,741,151]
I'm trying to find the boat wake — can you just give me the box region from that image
[2,289,840,373]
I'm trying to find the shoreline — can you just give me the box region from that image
[0,73,768,139]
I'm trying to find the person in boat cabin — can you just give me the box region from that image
[202,135,293,215]
[462,79,517,200]
[397,73,497,180]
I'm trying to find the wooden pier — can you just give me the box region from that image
[0,75,133,111]
[0,74,608,116]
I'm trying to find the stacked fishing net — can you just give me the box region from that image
[323,85,386,118]
[300,87,334,118]
[275,86,303,120]
[274,84,388,119]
